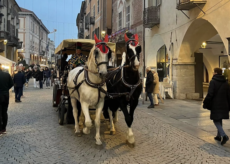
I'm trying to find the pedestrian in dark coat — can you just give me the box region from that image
[38,69,44,89]
[13,67,26,102]
[32,67,39,88]
[43,67,51,88]
[0,63,14,134]
[145,67,155,108]
[203,68,230,145]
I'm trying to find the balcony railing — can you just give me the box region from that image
[90,16,95,25]
[177,0,207,10]
[85,23,89,30]
[143,6,160,28]
[78,32,84,39]
[0,31,8,39]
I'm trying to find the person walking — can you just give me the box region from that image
[38,68,44,89]
[19,64,25,98]
[43,67,51,88]
[33,67,39,88]
[0,64,14,135]
[203,68,230,145]
[25,68,32,87]
[13,66,26,103]
[152,70,160,106]
[146,67,155,108]
[50,70,56,87]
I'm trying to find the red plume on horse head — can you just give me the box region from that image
[124,33,139,46]
[94,34,109,53]
[94,34,109,43]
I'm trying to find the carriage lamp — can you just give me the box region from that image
[101,31,106,39]
[3,39,8,45]
[201,42,207,48]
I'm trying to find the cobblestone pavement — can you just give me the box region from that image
[1,85,230,164]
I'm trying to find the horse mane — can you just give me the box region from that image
[86,45,96,67]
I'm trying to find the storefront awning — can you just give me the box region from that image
[0,55,16,65]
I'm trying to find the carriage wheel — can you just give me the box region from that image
[53,85,58,107]
[58,104,66,125]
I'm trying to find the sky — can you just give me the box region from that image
[16,0,83,48]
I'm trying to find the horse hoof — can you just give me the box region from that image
[110,131,116,135]
[126,140,135,148]
[75,131,82,137]
[83,128,90,135]
[85,122,92,128]
[96,140,102,145]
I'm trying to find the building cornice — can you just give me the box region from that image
[19,12,50,33]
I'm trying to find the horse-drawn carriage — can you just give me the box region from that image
[53,39,116,125]
[53,33,142,146]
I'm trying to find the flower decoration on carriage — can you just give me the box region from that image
[94,34,110,54]
[124,33,139,47]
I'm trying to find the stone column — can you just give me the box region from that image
[172,63,200,99]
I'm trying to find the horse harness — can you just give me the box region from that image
[72,66,110,104]
[107,66,142,101]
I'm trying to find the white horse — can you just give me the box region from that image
[67,35,111,145]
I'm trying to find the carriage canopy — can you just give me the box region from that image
[55,39,116,55]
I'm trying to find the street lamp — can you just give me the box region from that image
[201,42,207,49]
[3,39,8,45]
[50,29,57,69]
[101,31,106,39]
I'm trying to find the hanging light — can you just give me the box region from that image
[201,42,207,48]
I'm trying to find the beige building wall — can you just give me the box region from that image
[145,0,230,99]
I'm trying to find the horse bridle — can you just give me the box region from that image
[94,42,111,69]
[126,39,140,64]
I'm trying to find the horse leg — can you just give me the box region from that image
[126,100,138,146]
[108,109,116,135]
[70,98,81,136]
[81,102,92,135]
[120,102,136,146]
[113,110,118,124]
[95,101,104,145]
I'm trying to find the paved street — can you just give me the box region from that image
[1,84,230,164]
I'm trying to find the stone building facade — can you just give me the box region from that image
[110,0,144,75]
[144,0,230,99]
[18,7,50,67]
[0,0,22,73]
[77,0,112,40]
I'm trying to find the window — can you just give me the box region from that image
[157,45,169,82]
[92,30,95,39]
[93,5,95,17]
[148,0,161,6]
[97,0,99,13]
[118,12,122,30]
[126,6,130,28]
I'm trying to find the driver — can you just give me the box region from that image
[68,43,87,68]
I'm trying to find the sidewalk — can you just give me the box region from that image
[138,98,230,151]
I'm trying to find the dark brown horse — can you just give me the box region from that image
[103,33,142,146]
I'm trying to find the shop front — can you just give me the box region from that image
[0,55,16,75]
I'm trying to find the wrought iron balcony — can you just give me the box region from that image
[0,31,8,39]
[90,16,95,25]
[177,0,207,10]
[8,35,19,47]
[78,33,84,39]
[143,6,160,28]
[79,28,84,33]
[85,23,89,30]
